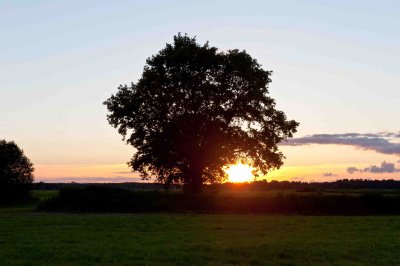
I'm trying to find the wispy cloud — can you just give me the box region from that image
[282,132,400,155]
[347,161,400,174]
[290,177,304,181]
[322,172,337,177]
[113,171,134,174]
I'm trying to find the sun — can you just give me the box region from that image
[224,164,254,183]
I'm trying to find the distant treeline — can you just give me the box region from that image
[218,179,400,191]
[34,179,400,191]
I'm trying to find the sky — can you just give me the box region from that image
[1,0,399,182]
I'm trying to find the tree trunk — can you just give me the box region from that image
[187,167,203,194]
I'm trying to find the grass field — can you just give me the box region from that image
[0,191,400,265]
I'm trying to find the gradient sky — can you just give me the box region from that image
[1,0,399,182]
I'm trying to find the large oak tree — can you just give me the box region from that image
[104,34,299,193]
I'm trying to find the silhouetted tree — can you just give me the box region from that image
[0,140,34,201]
[104,34,299,193]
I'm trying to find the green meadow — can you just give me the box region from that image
[0,191,400,265]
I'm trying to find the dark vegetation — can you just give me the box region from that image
[33,178,400,191]
[38,181,400,215]
[0,140,34,203]
[222,178,400,190]
[104,33,298,193]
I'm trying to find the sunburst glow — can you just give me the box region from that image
[225,164,254,183]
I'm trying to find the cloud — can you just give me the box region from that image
[347,167,360,174]
[290,177,304,181]
[113,171,135,174]
[322,172,337,177]
[282,132,400,155]
[347,161,400,174]
[364,162,400,173]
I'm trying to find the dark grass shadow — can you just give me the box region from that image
[38,186,400,215]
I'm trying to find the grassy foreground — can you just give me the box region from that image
[1,205,400,265]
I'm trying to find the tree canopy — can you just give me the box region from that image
[104,34,299,192]
[0,140,34,200]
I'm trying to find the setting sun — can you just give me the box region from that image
[225,164,254,183]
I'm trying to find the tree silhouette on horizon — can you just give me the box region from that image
[0,139,34,201]
[104,33,298,193]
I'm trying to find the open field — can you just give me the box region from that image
[1,191,400,265]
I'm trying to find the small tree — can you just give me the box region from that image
[0,140,34,201]
[104,34,299,193]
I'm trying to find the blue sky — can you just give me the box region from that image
[1,0,399,181]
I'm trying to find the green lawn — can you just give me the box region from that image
[1,199,400,265]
